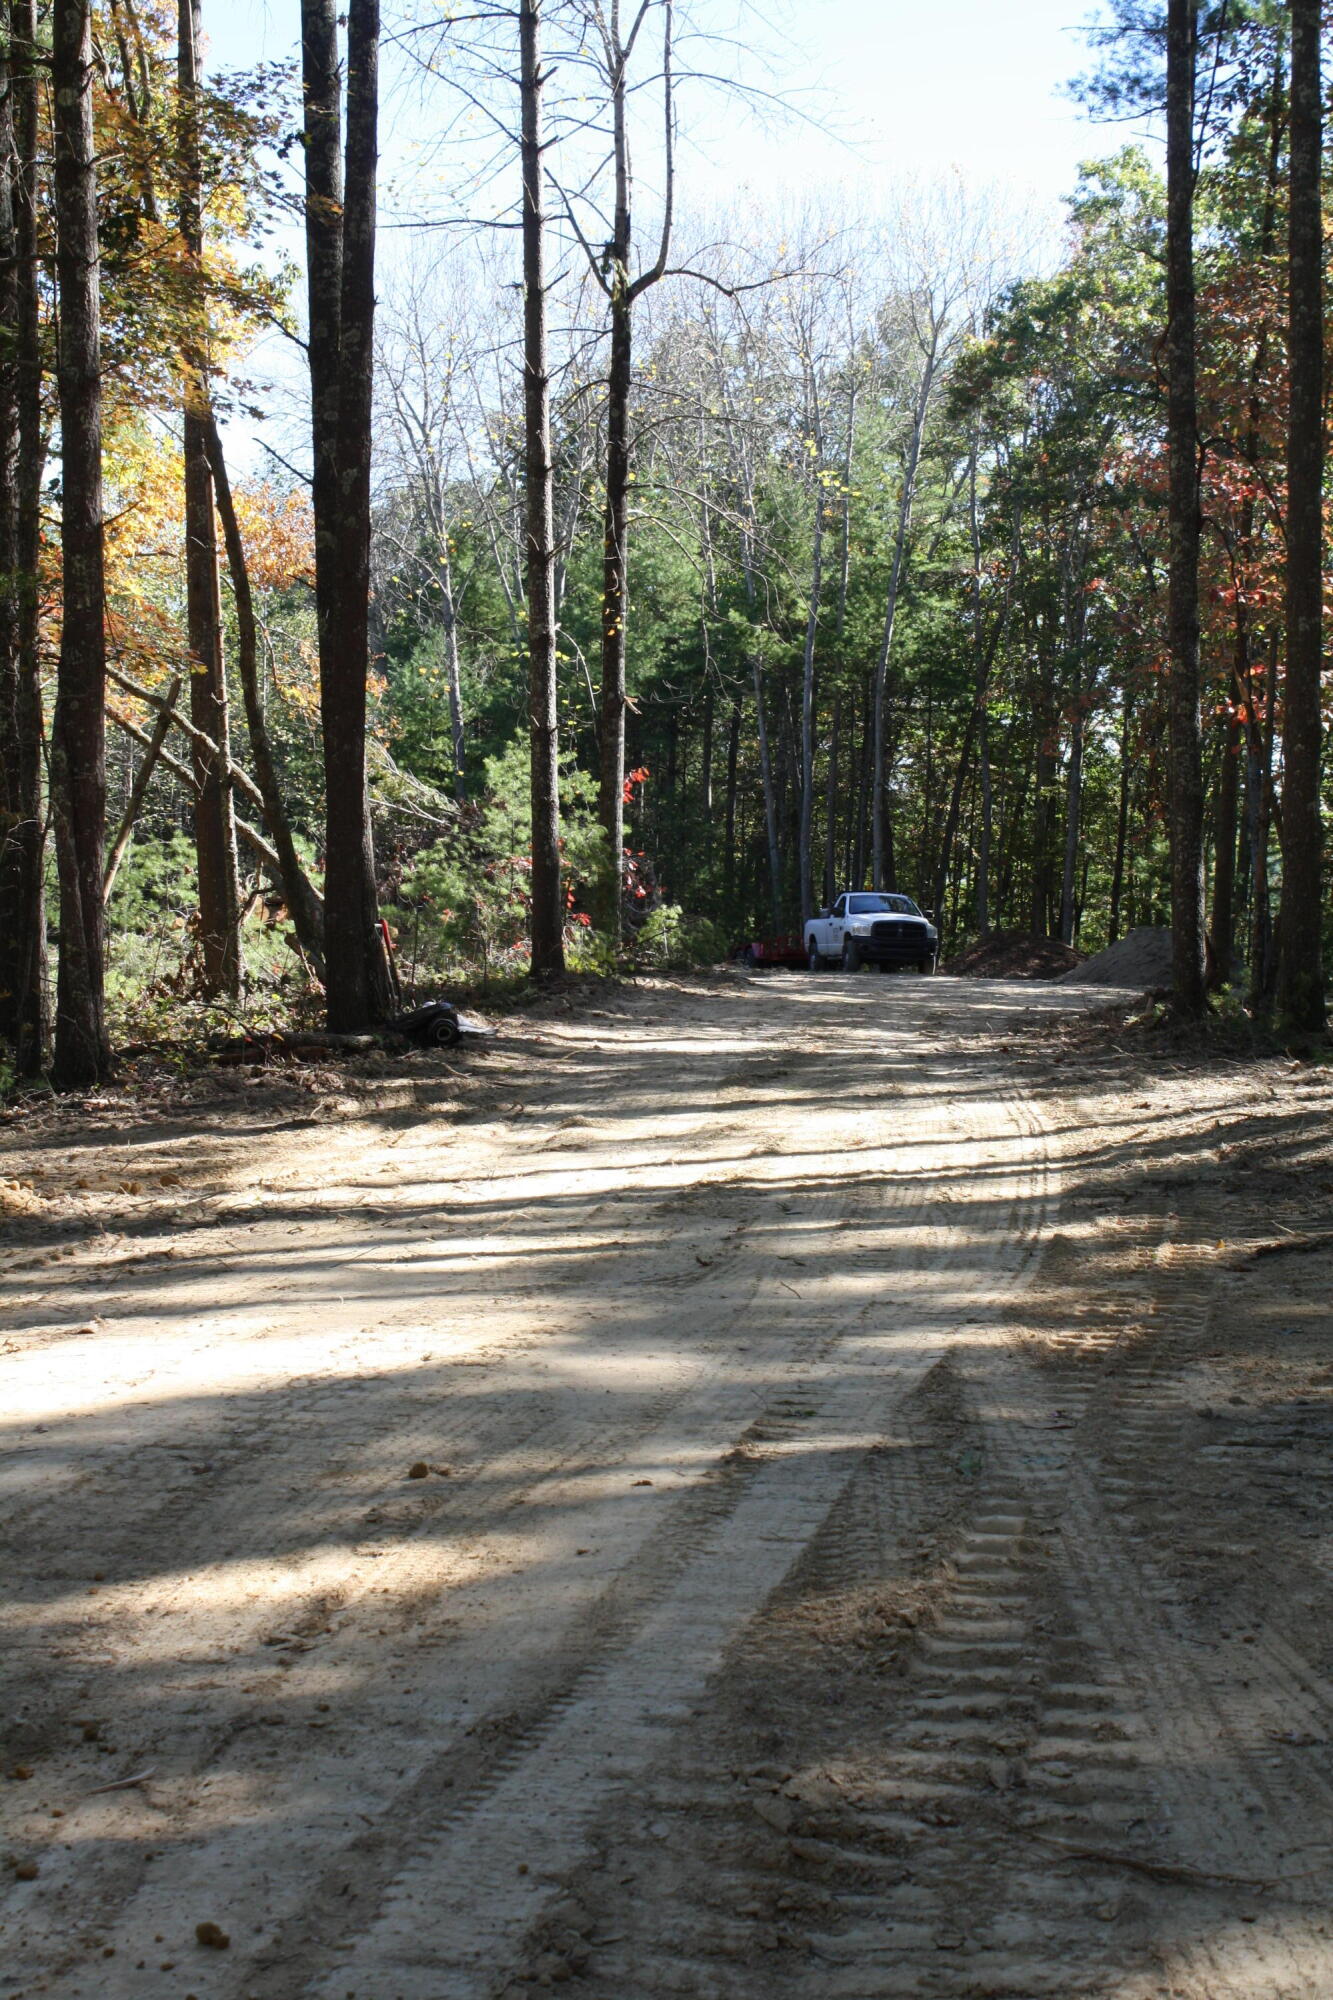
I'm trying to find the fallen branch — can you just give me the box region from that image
[202,412,327,972]
[85,1766,156,1796]
[109,710,298,913]
[103,673,183,902]
[235,816,284,877]
[1246,1233,1333,1263]
[106,661,266,814]
[107,707,199,795]
[1022,1826,1317,1889]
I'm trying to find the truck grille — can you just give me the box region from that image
[872,920,914,942]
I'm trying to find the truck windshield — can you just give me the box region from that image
[847,894,918,916]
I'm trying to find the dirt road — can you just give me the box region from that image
[4,971,1333,1999]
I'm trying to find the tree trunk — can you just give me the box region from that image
[303,0,393,1027]
[1059,703,1084,946]
[798,441,825,925]
[977,706,992,936]
[0,0,46,1071]
[1276,0,1325,1033]
[723,699,740,904]
[872,344,935,889]
[520,0,564,976]
[202,415,327,969]
[1109,691,1133,941]
[597,284,631,932]
[179,0,240,997]
[824,692,839,905]
[1030,671,1058,935]
[300,0,342,649]
[50,0,110,1089]
[1247,633,1279,1007]
[753,656,781,933]
[1165,0,1206,1015]
[438,548,466,803]
[1211,696,1240,980]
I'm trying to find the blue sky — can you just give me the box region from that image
[207,0,1122,223]
[206,0,1127,465]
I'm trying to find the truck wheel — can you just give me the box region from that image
[841,938,862,973]
[807,938,823,972]
[919,955,936,976]
[875,960,888,974]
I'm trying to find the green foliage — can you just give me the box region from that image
[392,734,611,985]
[629,905,724,971]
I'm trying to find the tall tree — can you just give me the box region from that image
[50,0,111,1087]
[1165,0,1206,1015]
[301,0,394,1027]
[178,0,241,997]
[520,0,564,976]
[0,0,47,1072]
[1275,0,1325,1034]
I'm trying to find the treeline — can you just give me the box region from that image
[0,0,1328,1091]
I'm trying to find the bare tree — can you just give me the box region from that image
[376,267,481,801]
[553,0,678,931]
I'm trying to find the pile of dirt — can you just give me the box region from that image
[1060,925,1173,989]
[943,929,1083,980]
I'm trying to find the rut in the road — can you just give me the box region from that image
[500,1132,1333,2000]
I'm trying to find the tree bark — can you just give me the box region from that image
[50,0,110,1088]
[597,281,631,930]
[753,655,781,933]
[1109,690,1133,941]
[592,1,673,937]
[439,550,466,803]
[179,0,241,997]
[872,340,936,889]
[1275,0,1325,1033]
[1247,632,1279,1007]
[520,0,564,976]
[0,0,46,1071]
[976,705,992,936]
[1211,695,1240,979]
[1165,0,1206,1015]
[798,415,826,926]
[823,692,839,906]
[723,699,740,903]
[1059,701,1084,946]
[302,0,393,1026]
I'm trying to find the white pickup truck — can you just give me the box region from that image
[806,892,939,974]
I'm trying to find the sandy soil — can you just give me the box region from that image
[2,968,1333,2000]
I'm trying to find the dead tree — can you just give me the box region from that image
[203,415,327,970]
[178,0,242,995]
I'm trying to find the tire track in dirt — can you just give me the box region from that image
[0,979,1134,2000]
[262,1021,1058,1999]
[498,1050,1333,2000]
